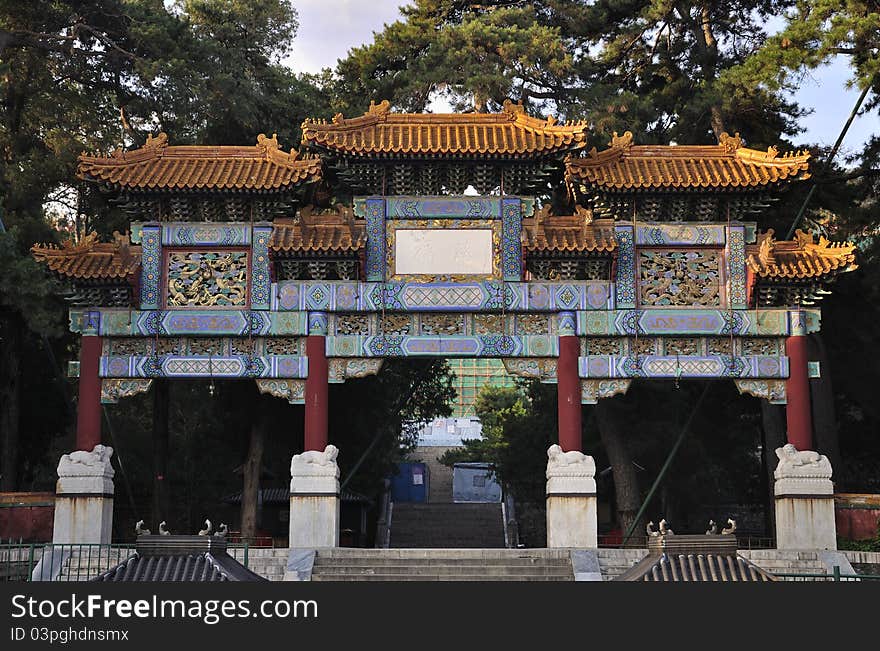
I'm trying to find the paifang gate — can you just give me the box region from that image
[33,101,857,548]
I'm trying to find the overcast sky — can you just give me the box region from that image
[287,0,874,156]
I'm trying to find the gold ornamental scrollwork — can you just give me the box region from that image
[101,379,153,404]
[581,379,632,404]
[256,379,306,404]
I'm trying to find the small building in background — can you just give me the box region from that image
[452,463,502,503]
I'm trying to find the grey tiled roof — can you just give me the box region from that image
[616,534,776,582]
[91,535,267,582]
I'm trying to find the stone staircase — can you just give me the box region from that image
[243,547,289,582]
[739,550,832,579]
[405,446,456,503]
[310,548,574,581]
[596,549,647,581]
[390,502,505,548]
[64,547,875,582]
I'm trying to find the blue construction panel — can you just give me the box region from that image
[391,462,428,503]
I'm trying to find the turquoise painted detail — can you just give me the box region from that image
[161,223,252,246]
[272,281,614,312]
[635,223,726,246]
[579,355,789,379]
[140,224,161,310]
[614,225,636,308]
[576,309,821,336]
[326,335,558,357]
[99,355,308,378]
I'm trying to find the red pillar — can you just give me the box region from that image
[304,334,328,451]
[785,334,813,450]
[557,335,582,452]
[75,335,103,451]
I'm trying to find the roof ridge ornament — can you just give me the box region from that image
[256,132,280,151]
[609,131,633,150]
[502,98,525,117]
[368,99,391,117]
[144,132,168,150]
[718,131,743,153]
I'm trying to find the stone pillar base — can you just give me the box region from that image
[289,445,340,548]
[545,445,597,548]
[52,445,115,544]
[773,444,836,550]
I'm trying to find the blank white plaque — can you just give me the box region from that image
[394,228,493,276]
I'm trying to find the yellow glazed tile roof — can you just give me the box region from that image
[567,132,811,191]
[301,99,588,158]
[270,206,366,254]
[78,133,322,191]
[522,209,617,253]
[747,229,858,280]
[31,232,141,281]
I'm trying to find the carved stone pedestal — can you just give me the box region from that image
[52,445,115,544]
[545,445,598,548]
[289,445,340,548]
[774,444,836,550]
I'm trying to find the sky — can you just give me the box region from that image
[286,0,875,156]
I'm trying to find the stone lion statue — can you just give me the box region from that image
[546,444,595,478]
[57,444,114,476]
[774,443,832,479]
[291,444,339,477]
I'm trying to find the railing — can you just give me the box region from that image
[772,566,880,582]
[502,491,520,548]
[374,479,392,548]
[1,542,251,582]
[597,535,776,549]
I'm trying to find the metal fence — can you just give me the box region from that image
[772,565,880,582]
[597,535,777,549]
[0,542,251,582]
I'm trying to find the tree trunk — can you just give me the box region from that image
[241,407,266,541]
[0,313,21,491]
[595,398,643,540]
[808,334,843,486]
[684,2,726,138]
[151,379,170,530]
[760,399,786,535]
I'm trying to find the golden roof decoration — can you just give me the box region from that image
[747,229,858,280]
[568,132,811,191]
[31,232,141,281]
[78,133,322,191]
[522,206,617,254]
[301,99,589,158]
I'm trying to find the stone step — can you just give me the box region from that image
[315,548,572,559]
[314,565,572,577]
[313,574,572,582]
[314,558,572,567]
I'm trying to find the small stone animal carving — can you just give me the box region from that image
[296,444,339,466]
[547,444,586,467]
[214,523,228,538]
[721,518,737,535]
[159,521,170,536]
[646,521,660,537]
[705,519,718,535]
[61,444,113,468]
[659,519,674,535]
[135,520,150,536]
[775,443,822,466]
[198,519,212,536]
